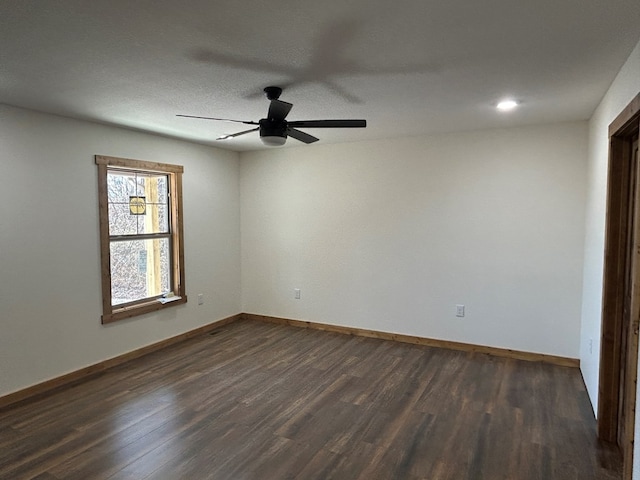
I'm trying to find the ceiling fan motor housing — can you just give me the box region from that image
[260,118,287,138]
[259,118,287,145]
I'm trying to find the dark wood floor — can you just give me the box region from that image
[0,319,622,479]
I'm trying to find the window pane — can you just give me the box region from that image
[136,202,169,234]
[110,238,171,306]
[108,203,138,236]
[153,175,168,201]
[139,174,168,206]
[158,204,169,232]
[107,171,137,203]
[108,171,168,236]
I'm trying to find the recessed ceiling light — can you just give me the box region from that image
[496,99,519,112]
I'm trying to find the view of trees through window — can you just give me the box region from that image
[107,170,171,305]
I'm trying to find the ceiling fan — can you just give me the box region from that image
[177,86,366,146]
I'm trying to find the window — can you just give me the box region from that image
[96,155,186,323]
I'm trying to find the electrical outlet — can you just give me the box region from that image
[197,293,204,305]
[294,288,301,300]
[456,304,465,317]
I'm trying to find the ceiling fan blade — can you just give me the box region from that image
[268,100,293,122]
[287,119,366,128]
[177,114,258,125]
[287,128,319,144]
[217,127,259,140]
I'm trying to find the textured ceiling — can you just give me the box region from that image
[1,0,640,151]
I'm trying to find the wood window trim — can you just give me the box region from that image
[96,155,187,324]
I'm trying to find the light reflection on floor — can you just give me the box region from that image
[107,386,180,473]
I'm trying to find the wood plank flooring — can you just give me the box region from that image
[0,319,622,479]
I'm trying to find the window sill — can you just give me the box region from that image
[159,295,182,304]
[101,295,188,324]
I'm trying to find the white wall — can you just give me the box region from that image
[581,38,640,411]
[241,123,588,358]
[0,105,241,397]
[578,37,640,474]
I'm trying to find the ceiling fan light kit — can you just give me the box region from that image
[260,134,287,146]
[178,86,366,146]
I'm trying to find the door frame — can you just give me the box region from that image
[599,92,640,480]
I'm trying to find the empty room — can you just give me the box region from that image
[1,1,640,479]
